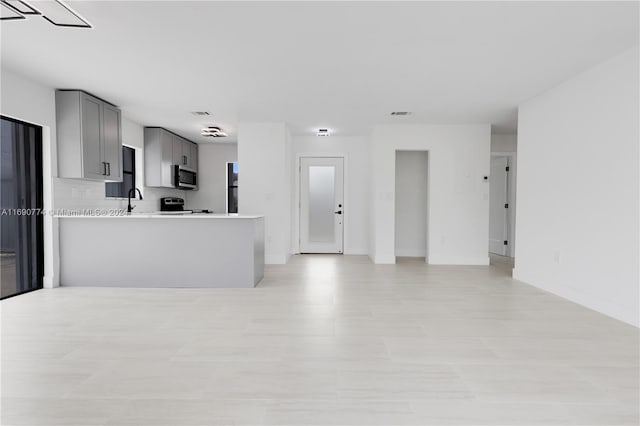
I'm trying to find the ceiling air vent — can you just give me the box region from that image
[390,111,412,116]
[201,126,228,137]
[191,111,210,116]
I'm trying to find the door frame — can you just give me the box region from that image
[394,149,430,262]
[490,152,517,257]
[1,114,55,289]
[0,115,45,299]
[293,153,348,254]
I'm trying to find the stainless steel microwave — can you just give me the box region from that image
[174,165,197,190]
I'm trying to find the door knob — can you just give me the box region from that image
[334,210,342,214]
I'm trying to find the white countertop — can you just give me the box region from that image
[55,213,264,219]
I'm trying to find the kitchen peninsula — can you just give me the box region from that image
[57,214,264,288]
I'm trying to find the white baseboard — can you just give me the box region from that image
[513,268,639,327]
[373,255,396,264]
[43,275,59,289]
[265,253,290,265]
[344,247,368,255]
[395,248,427,257]
[427,256,490,265]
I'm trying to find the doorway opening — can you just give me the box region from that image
[489,154,516,265]
[226,162,238,214]
[395,150,428,262]
[299,157,344,254]
[1,116,44,299]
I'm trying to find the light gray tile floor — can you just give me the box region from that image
[1,254,638,425]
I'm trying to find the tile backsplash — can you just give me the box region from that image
[53,177,185,213]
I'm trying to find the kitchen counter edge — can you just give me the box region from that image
[54,214,264,219]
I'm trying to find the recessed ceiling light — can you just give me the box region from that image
[317,128,330,137]
[391,111,412,116]
[201,126,228,137]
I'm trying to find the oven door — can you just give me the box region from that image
[174,166,197,189]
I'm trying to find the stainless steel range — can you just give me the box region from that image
[159,197,213,214]
[159,197,192,214]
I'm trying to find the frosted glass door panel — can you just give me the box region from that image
[300,157,344,253]
[308,166,335,242]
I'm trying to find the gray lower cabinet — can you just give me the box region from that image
[145,127,198,188]
[56,90,122,182]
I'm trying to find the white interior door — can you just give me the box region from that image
[300,157,344,253]
[489,156,509,256]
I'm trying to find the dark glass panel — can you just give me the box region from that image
[1,116,43,299]
[105,146,135,198]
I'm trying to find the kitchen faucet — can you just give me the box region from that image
[127,187,143,213]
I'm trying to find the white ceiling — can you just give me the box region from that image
[1,1,638,143]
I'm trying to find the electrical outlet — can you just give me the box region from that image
[554,251,561,264]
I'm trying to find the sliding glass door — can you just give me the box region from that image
[1,116,44,299]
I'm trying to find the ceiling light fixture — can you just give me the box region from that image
[317,128,330,137]
[0,1,25,19]
[0,0,92,28]
[201,126,228,138]
[2,0,38,15]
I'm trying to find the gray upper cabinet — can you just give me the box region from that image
[172,135,185,167]
[171,134,198,170]
[145,127,197,188]
[102,104,122,180]
[79,95,103,180]
[189,142,198,170]
[144,128,174,188]
[56,90,122,182]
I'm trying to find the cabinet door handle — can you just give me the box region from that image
[107,162,111,176]
[102,162,107,175]
[183,155,187,165]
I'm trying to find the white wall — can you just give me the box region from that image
[515,46,639,326]
[186,143,237,213]
[285,127,293,258]
[237,122,291,264]
[291,135,370,255]
[491,134,517,153]
[368,136,376,259]
[371,124,491,264]
[395,151,428,257]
